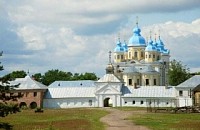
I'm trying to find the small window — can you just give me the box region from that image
[157,56,160,60]
[137,79,140,85]
[179,90,183,96]
[146,55,147,58]
[129,79,132,85]
[125,101,127,104]
[141,52,143,57]
[89,100,92,106]
[34,92,37,97]
[149,101,151,105]
[129,52,131,58]
[166,102,169,105]
[153,54,155,58]
[132,100,135,104]
[134,52,138,58]
[154,79,156,85]
[117,55,120,59]
[141,100,144,104]
[149,55,151,58]
[121,55,124,59]
[146,79,149,85]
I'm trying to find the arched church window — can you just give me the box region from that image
[137,79,140,85]
[157,56,160,60]
[134,52,138,58]
[121,55,123,59]
[154,79,156,85]
[146,79,149,85]
[129,52,131,58]
[141,52,143,57]
[117,55,120,59]
[128,79,132,85]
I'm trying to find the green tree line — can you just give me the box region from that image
[3,69,98,86]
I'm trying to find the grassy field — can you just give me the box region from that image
[116,107,200,130]
[116,107,147,111]
[0,108,108,130]
[130,111,200,130]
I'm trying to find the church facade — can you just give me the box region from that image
[42,22,190,108]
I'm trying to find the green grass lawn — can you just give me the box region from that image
[116,107,200,130]
[116,107,147,111]
[0,108,108,130]
[129,112,200,130]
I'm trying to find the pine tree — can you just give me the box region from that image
[0,52,21,117]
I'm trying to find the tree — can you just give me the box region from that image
[0,52,21,117]
[42,69,73,85]
[3,70,26,81]
[32,73,42,82]
[40,70,98,85]
[168,59,191,86]
[82,72,98,80]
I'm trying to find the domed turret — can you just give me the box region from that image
[145,36,159,63]
[156,36,164,52]
[114,39,124,52]
[106,63,114,74]
[156,36,170,55]
[128,23,146,47]
[122,40,128,52]
[145,39,157,52]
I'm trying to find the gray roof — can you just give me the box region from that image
[97,74,121,82]
[139,65,159,74]
[122,86,175,98]
[123,66,139,74]
[49,80,95,88]
[176,75,200,88]
[9,75,47,90]
[45,87,95,98]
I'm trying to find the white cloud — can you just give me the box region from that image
[17,25,47,50]
[141,19,200,72]
[5,0,200,34]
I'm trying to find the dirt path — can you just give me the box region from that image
[100,108,149,130]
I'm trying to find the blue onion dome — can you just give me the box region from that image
[122,40,128,52]
[162,49,170,55]
[145,38,157,52]
[114,39,124,52]
[157,36,164,46]
[156,36,165,52]
[128,23,146,47]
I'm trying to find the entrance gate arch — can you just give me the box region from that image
[104,97,113,107]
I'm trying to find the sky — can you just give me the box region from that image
[0,0,200,77]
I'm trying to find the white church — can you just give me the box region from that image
[11,21,200,108]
